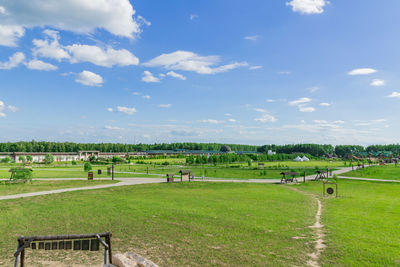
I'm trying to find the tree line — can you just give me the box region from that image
[0,141,398,157]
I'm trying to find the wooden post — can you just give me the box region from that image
[106,234,112,264]
[111,164,114,181]
[146,166,149,175]
[303,171,306,183]
[19,237,25,267]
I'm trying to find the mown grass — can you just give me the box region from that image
[0,182,316,266]
[295,180,400,266]
[341,164,400,180]
[0,180,117,196]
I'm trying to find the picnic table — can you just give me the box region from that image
[280,172,298,183]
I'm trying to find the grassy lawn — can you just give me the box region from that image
[295,180,400,266]
[341,164,400,180]
[0,182,316,266]
[0,180,118,196]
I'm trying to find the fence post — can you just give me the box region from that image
[303,171,306,183]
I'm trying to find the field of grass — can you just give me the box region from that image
[341,164,400,180]
[0,182,316,266]
[0,162,340,180]
[295,180,400,266]
[0,180,118,196]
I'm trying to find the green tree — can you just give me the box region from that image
[44,154,54,164]
[19,155,26,163]
[1,156,11,163]
[10,168,33,182]
[112,156,124,163]
[84,162,92,172]
[26,155,33,162]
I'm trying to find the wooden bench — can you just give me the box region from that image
[280,172,298,183]
[166,173,175,182]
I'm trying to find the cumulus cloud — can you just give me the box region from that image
[227,118,237,122]
[386,92,400,98]
[289,97,315,112]
[104,125,123,130]
[348,68,377,75]
[255,113,277,123]
[0,0,143,46]
[0,25,24,46]
[190,14,199,21]
[319,102,331,106]
[197,119,224,124]
[142,95,151,99]
[143,50,248,75]
[286,0,328,14]
[32,30,70,61]
[166,71,186,80]
[117,106,136,115]
[142,71,160,83]
[159,104,172,108]
[25,59,57,71]
[288,97,311,106]
[107,108,113,112]
[254,108,268,113]
[370,79,385,87]
[66,44,139,67]
[244,35,260,41]
[0,52,25,69]
[0,100,18,117]
[75,70,104,87]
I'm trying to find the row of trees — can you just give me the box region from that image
[0,141,259,153]
[0,141,398,158]
[186,153,312,164]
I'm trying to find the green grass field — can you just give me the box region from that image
[295,180,400,266]
[0,180,117,196]
[0,161,340,180]
[341,164,400,180]
[0,183,316,266]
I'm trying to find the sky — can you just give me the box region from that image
[1,0,400,146]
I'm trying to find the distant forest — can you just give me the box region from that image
[0,141,399,157]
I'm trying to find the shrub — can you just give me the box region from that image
[19,155,26,163]
[1,156,11,163]
[84,162,92,172]
[26,155,33,162]
[71,160,77,165]
[11,168,33,182]
[44,154,54,164]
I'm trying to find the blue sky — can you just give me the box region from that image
[1,0,400,145]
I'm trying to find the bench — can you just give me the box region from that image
[13,232,112,267]
[166,173,175,182]
[280,172,298,183]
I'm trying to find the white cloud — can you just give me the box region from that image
[32,30,70,61]
[266,99,275,103]
[107,108,113,112]
[319,102,331,106]
[249,65,263,70]
[0,0,143,46]
[142,95,151,99]
[348,68,377,75]
[0,25,24,46]
[132,92,141,96]
[159,104,172,108]
[0,52,25,69]
[308,86,319,93]
[142,71,160,83]
[143,50,248,74]
[244,35,260,41]
[117,106,136,115]
[286,0,328,14]
[166,71,186,80]
[355,119,387,126]
[66,44,139,67]
[227,118,237,122]
[104,125,123,130]
[299,106,316,112]
[137,16,151,27]
[255,113,277,123]
[386,92,400,98]
[370,79,385,87]
[75,70,104,87]
[288,97,311,106]
[0,100,18,117]
[198,119,224,124]
[254,108,268,113]
[190,14,199,20]
[278,71,291,75]
[333,120,345,124]
[224,113,232,116]
[25,59,57,71]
